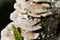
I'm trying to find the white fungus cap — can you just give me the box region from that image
[21,31,39,39]
[16,19,42,31]
[1,22,15,40]
[10,10,19,21]
[14,3,27,13]
[10,9,28,21]
[28,3,48,13]
[16,0,27,10]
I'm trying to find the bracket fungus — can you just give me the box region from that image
[1,0,60,40]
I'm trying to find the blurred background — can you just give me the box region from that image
[0,0,15,32]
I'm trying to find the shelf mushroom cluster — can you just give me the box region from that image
[1,0,60,40]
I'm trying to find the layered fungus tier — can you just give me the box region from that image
[1,0,60,40]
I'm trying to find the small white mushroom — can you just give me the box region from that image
[21,29,39,39]
[41,3,50,8]
[1,23,15,40]
[18,19,42,31]
[28,11,52,17]
[28,3,48,13]
[14,3,27,13]
[41,12,52,17]
[16,0,26,9]
[10,10,19,21]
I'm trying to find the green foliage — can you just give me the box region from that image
[12,25,24,40]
